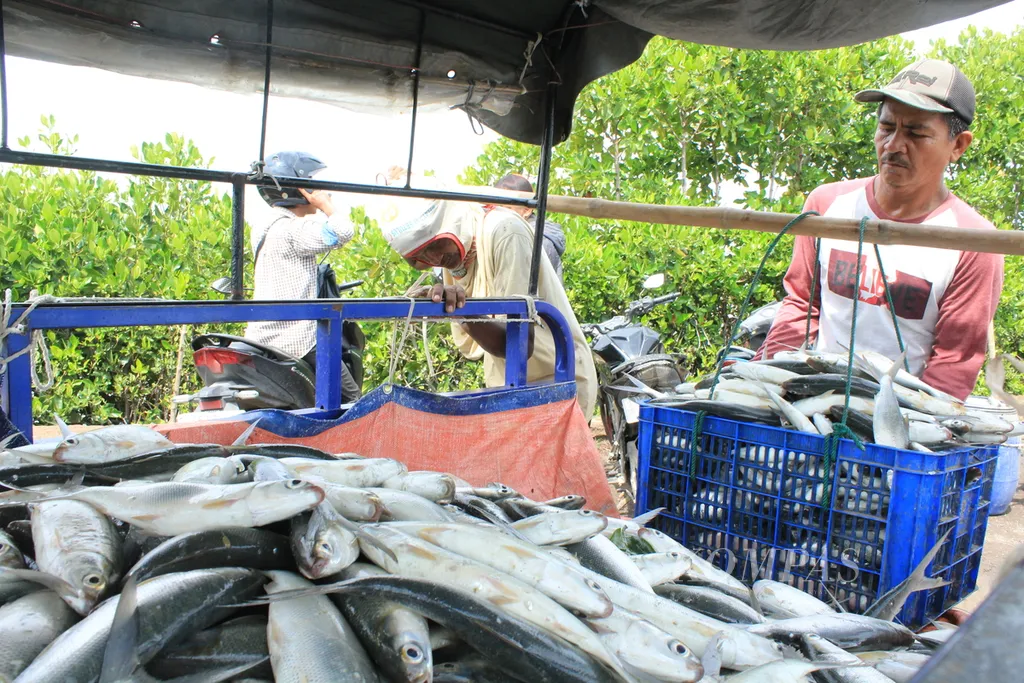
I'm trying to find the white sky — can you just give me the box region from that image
[5,1,1022,222]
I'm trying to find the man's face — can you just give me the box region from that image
[874,99,972,192]
[404,237,464,271]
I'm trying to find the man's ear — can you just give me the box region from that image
[950,130,973,163]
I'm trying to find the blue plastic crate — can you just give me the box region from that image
[635,404,998,629]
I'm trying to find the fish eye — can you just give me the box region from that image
[66,438,78,446]
[580,510,594,516]
[85,574,103,587]
[669,640,689,656]
[318,541,332,555]
[286,479,305,489]
[403,645,424,663]
[585,579,602,590]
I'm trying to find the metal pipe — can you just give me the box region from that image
[386,0,533,39]
[0,0,9,150]
[0,149,535,207]
[230,176,246,300]
[528,83,557,296]
[257,0,274,163]
[405,10,425,188]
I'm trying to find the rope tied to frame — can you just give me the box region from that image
[391,272,541,390]
[689,211,819,478]
[518,33,543,86]
[0,290,57,393]
[819,216,872,505]
[451,81,491,136]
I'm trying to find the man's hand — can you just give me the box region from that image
[299,188,335,217]
[427,283,466,314]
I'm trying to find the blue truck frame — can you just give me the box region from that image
[1,297,576,442]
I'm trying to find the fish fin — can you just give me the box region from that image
[99,574,139,683]
[625,373,668,400]
[463,498,535,544]
[0,433,22,449]
[865,528,952,620]
[820,582,847,613]
[54,414,74,439]
[238,579,360,607]
[0,566,78,597]
[630,507,665,527]
[748,587,764,616]
[199,500,237,510]
[888,350,908,380]
[231,418,262,447]
[701,631,725,678]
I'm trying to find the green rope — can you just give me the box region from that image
[803,238,822,348]
[820,216,870,505]
[689,410,706,477]
[707,211,819,400]
[873,244,911,372]
[688,212,819,483]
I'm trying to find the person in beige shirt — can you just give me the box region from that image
[379,191,597,418]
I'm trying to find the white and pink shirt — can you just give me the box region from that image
[759,177,1003,400]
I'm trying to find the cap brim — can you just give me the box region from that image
[855,88,954,114]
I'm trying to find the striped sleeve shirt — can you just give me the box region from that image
[244,207,355,358]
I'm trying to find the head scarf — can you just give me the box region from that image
[378,197,482,270]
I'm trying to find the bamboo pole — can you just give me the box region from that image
[547,196,1024,256]
[467,187,1024,256]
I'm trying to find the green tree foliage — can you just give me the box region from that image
[0,117,235,423]
[463,31,1024,384]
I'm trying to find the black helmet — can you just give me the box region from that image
[257,151,327,207]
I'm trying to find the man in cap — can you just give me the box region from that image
[378,173,597,418]
[757,59,1003,401]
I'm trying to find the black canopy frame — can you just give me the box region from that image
[0,0,562,298]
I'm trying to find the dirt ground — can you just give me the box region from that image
[588,418,1024,613]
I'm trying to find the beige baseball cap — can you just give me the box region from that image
[855,59,975,124]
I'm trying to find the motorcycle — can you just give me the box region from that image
[582,273,685,499]
[717,300,784,362]
[172,277,364,423]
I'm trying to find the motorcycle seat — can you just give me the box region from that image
[193,333,312,374]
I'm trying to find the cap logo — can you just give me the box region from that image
[889,69,938,88]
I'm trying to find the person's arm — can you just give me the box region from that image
[459,218,537,358]
[283,189,356,256]
[920,250,1003,400]
[460,319,535,358]
[755,234,822,359]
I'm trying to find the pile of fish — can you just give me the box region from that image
[0,421,958,682]
[646,347,1024,452]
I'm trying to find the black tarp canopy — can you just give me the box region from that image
[5,0,1011,145]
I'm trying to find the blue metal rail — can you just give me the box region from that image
[1,297,576,441]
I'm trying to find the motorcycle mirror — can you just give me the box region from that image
[211,277,234,295]
[642,273,666,290]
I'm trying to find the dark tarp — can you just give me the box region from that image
[5,0,1011,145]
